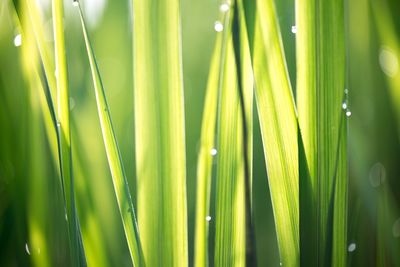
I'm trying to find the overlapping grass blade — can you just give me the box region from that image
[194,34,222,267]
[231,1,255,264]
[212,2,253,265]
[20,8,52,266]
[295,0,347,265]
[242,0,300,265]
[52,0,86,265]
[132,0,188,265]
[74,2,142,266]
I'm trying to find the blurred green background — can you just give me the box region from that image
[1,0,400,266]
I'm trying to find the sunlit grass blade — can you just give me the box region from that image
[74,2,142,266]
[295,0,348,265]
[370,0,400,139]
[231,1,255,264]
[52,0,86,265]
[20,8,52,266]
[25,0,57,104]
[194,34,222,267]
[212,3,253,264]
[242,0,300,265]
[214,40,245,267]
[132,0,188,265]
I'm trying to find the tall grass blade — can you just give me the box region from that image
[231,1,255,264]
[242,0,300,265]
[52,0,86,265]
[295,0,348,265]
[74,2,142,266]
[194,34,222,267]
[20,8,52,266]
[213,3,253,265]
[132,0,188,265]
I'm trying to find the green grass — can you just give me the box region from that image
[1,0,400,266]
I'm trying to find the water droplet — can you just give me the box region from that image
[25,243,31,255]
[65,213,68,221]
[14,34,22,47]
[214,21,223,32]
[344,88,349,95]
[379,47,399,77]
[72,0,79,7]
[369,162,386,188]
[220,3,230,12]
[280,263,282,266]
[206,216,212,221]
[342,102,348,110]
[346,110,352,117]
[56,122,61,128]
[291,26,297,34]
[393,218,400,238]
[348,243,356,252]
[210,148,217,156]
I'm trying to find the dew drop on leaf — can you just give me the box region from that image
[14,34,22,47]
[348,243,356,252]
[214,21,223,32]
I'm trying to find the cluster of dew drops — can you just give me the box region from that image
[214,2,230,32]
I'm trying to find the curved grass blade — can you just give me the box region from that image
[295,0,348,265]
[74,2,142,266]
[242,0,300,265]
[132,0,188,265]
[212,2,253,264]
[231,1,255,264]
[52,0,86,265]
[194,34,222,267]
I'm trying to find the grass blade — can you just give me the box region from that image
[52,0,86,265]
[242,0,300,265]
[194,34,222,267]
[212,3,253,264]
[132,0,188,265]
[295,0,348,265]
[133,0,188,266]
[74,2,142,266]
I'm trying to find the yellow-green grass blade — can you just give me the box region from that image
[25,0,57,105]
[52,0,86,265]
[296,0,348,265]
[370,0,400,138]
[20,9,51,267]
[213,4,253,264]
[194,34,222,267]
[242,0,300,265]
[74,2,142,266]
[214,39,245,267]
[231,1,255,264]
[132,0,188,265]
